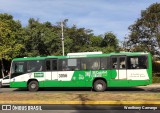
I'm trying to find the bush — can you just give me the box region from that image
[152,61,160,73]
[152,76,160,83]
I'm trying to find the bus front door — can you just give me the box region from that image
[51,59,58,81]
[44,59,58,87]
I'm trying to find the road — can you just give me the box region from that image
[1,110,160,113]
[0,84,160,93]
[0,87,150,93]
[0,84,160,113]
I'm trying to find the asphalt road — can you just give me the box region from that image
[1,110,160,113]
[1,104,160,113]
[0,84,160,93]
[0,84,160,113]
[0,87,149,93]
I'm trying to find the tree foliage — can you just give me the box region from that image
[23,18,61,56]
[0,13,119,59]
[127,3,160,55]
[101,32,118,48]
[0,13,24,60]
[0,13,120,77]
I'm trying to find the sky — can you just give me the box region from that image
[0,0,159,41]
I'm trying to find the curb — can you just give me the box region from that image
[0,101,160,105]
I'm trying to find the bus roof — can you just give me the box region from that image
[12,52,150,61]
[67,52,103,56]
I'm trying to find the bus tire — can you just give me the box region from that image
[28,81,39,92]
[93,80,106,92]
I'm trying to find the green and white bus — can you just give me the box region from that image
[9,52,152,92]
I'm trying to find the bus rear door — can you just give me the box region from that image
[111,56,127,80]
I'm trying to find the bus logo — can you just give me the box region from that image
[34,73,44,77]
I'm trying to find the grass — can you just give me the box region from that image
[0,92,160,104]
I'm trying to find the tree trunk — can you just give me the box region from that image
[0,59,5,78]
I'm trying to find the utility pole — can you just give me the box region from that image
[61,21,64,56]
[124,36,129,52]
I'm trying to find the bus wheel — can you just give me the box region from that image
[28,81,39,92]
[93,80,106,92]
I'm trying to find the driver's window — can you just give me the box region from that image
[14,62,24,73]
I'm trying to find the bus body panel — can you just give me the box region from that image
[10,52,152,89]
[108,80,150,87]
[10,69,151,88]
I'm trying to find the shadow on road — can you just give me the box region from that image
[145,88,160,92]
[1,86,10,88]
[106,87,144,91]
[12,87,146,92]
[13,87,92,92]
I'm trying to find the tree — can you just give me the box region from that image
[23,18,61,56]
[0,14,24,57]
[0,13,121,78]
[101,32,119,49]
[0,13,24,59]
[127,3,160,55]
[90,35,103,47]
[65,25,94,52]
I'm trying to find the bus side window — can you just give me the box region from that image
[111,58,117,69]
[91,59,100,70]
[119,57,126,69]
[81,58,100,70]
[127,56,148,69]
[27,60,43,72]
[58,59,68,71]
[68,59,80,71]
[76,59,81,70]
[46,60,51,71]
[62,60,68,71]
[81,58,87,70]
[139,56,148,69]
[100,57,108,70]
[129,57,138,69]
[52,60,57,71]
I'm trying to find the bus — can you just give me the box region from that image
[9,52,152,92]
